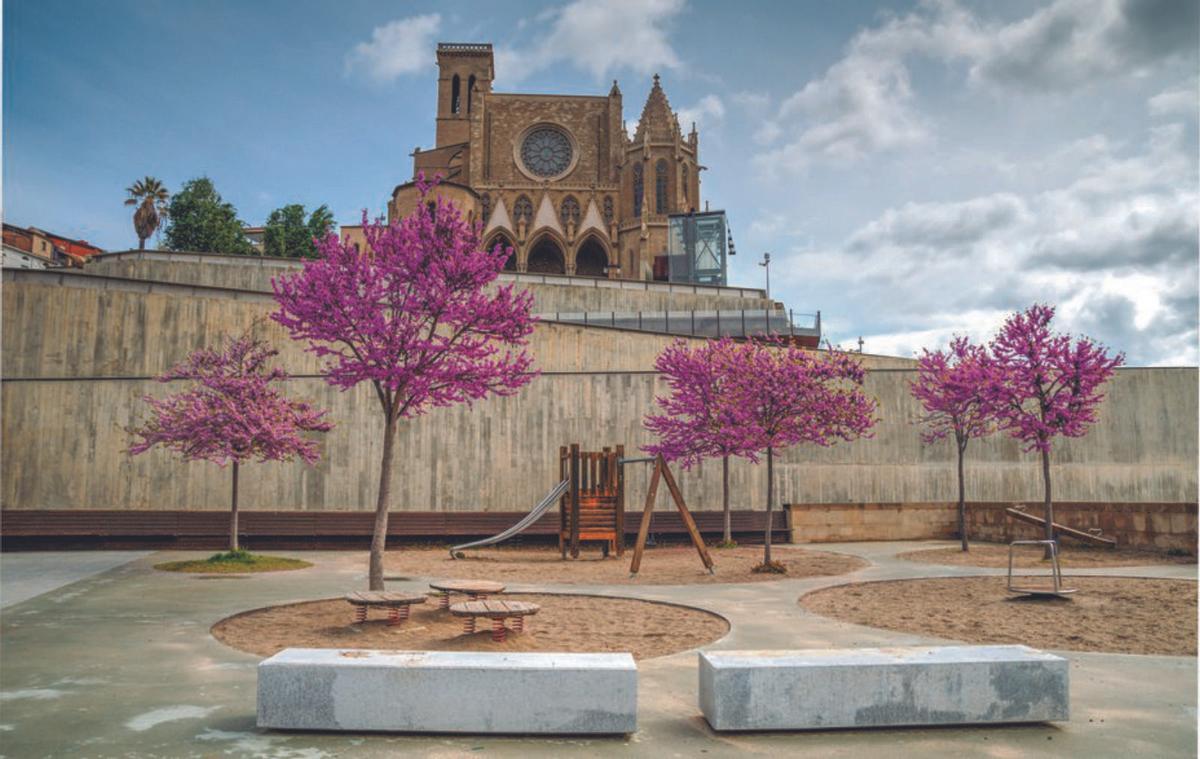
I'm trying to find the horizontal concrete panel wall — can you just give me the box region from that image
[2,275,1195,514]
[2,276,815,378]
[85,252,777,313]
[3,368,1195,512]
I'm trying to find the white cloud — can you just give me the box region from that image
[676,94,724,132]
[495,0,684,85]
[345,14,441,84]
[756,0,1198,173]
[779,121,1198,366]
[1149,81,1198,118]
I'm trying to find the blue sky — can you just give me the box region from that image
[5,0,1197,365]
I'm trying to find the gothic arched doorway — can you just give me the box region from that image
[575,236,608,277]
[486,233,517,271]
[527,236,566,274]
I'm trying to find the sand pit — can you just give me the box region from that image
[897,542,1196,569]
[800,576,1197,656]
[370,545,866,585]
[212,593,728,660]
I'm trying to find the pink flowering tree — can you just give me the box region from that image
[128,335,332,551]
[644,338,757,545]
[725,339,878,569]
[985,304,1124,548]
[910,336,995,552]
[272,176,537,590]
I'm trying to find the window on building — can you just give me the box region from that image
[514,195,533,226]
[682,164,689,203]
[603,196,614,225]
[451,75,461,114]
[655,159,668,215]
[467,75,476,113]
[480,193,491,224]
[632,164,644,216]
[560,196,580,228]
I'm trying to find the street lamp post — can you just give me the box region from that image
[759,252,771,298]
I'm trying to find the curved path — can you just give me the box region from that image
[0,541,1193,757]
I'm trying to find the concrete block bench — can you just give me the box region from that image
[258,648,637,734]
[699,645,1068,731]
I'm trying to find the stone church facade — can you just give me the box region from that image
[379,42,704,281]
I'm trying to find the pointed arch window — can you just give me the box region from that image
[682,164,689,204]
[467,75,476,113]
[632,163,644,217]
[513,195,534,226]
[560,196,580,228]
[451,75,461,114]
[655,159,668,214]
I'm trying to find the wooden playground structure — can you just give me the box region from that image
[559,444,713,575]
[558,444,625,558]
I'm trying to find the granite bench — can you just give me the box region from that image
[699,645,1069,731]
[258,648,637,734]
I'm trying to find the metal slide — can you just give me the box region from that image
[449,479,570,558]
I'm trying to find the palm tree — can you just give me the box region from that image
[124,177,170,250]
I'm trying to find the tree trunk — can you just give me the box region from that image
[229,460,239,552]
[369,413,398,590]
[957,440,968,552]
[1041,446,1055,559]
[763,446,774,565]
[722,454,732,545]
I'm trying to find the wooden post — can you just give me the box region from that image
[615,445,625,556]
[559,446,568,559]
[569,443,581,559]
[628,458,662,575]
[659,455,715,573]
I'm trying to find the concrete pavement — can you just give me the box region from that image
[0,541,1194,758]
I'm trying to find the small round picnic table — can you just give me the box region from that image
[428,579,506,610]
[345,591,426,626]
[449,599,540,642]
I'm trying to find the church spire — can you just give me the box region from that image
[633,73,680,143]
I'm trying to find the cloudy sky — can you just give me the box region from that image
[5,0,1197,365]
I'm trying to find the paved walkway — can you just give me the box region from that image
[0,550,149,608]
[0,541,1194,757]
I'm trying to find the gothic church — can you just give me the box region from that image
[377,42,704,281]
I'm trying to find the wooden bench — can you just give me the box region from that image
[449,599,540,641]
[428,579,506,609]
[344,591,426,626]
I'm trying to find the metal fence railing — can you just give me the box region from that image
[541,308,820,340]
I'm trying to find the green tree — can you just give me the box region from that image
[163,177,253,254]
[263,204,335,258]
[124,176,170,250]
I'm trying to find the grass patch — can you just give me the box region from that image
[155,549,312,574]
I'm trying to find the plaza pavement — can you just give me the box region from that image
[0,541,1194,758]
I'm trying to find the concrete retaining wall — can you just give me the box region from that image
[788,502,1198,552]
[86,250,777,313]
[2,274,1195,524]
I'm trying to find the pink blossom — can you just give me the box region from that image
[128,335,332,466]
[270,174,537,589]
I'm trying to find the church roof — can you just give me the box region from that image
[633,74,680,143]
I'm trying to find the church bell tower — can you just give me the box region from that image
[435,43,494,148]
